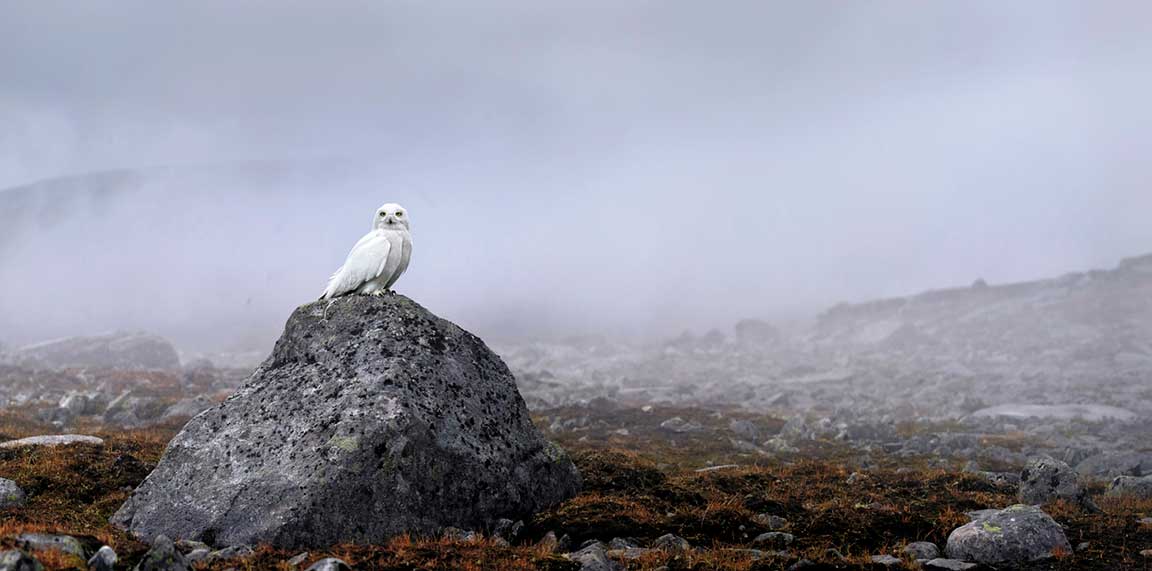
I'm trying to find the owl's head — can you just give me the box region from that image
[373,203,410,231]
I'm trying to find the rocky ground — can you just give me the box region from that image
[0,257,1149,569]
[0,400,1146,569]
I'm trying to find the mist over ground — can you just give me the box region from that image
[2,1,1152,352]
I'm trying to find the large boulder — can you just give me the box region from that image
[1106,475,1152,499]
[111,295,581,547]
[13,332,180,370]
[945,504,1071,564]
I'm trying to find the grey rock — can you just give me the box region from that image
[0,551,42,571]
[569,544,621,571]
[787,560,816,570]
[286,552,310,567]
[651,533,690,550]
[206,545,254,563]
[103,393,168,427]
[1106,475,1152,499]
[161,396,214,420]
[14,533,87,560]
[752,532,794,549]
[607,538,637,550]
[659,417,702,433]
[1018,456,1097,511]
[606,547,652,560]
[172,540,209,554]
[1076,451,1152,478]
[304,558,350,571]
[753,513,788,530]
[728,419,761,441]
[183,549,210,564]
[441,527,478,542]
[0,435,103,449]
[923,559,978,571]
[0,479,26,509]
[14,332,180,370]
[870,554,901,566]
[87,546,116,571]
[111,295,581,548]
[135,535,189,571]
[945,504,1071,563]
[902,541,939,560]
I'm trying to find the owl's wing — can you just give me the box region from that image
[321,231,391,299]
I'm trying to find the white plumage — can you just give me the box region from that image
[321,203,413,299]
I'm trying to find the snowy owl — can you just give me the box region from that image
[321,203,413,299]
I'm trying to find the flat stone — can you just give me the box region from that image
[0,435,104,449]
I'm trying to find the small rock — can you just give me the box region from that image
[87,546,116,571]
[536,532,560,553]
[135,535,189,571]
[902,541,940,560]
[0,435,104,449]
[14,534,87,560]
[1141,549,1152,558]
[923,559,978,571]
[0,551,43,571]
[752,532,794,549]
[172,540,209,554]
[1140,517,1152,526]
[1106,475,1152,499]
[286,552,310,567]
[870,554,901,566]
[607,538,638,550]
[651,533,690,551]
[754,514,788,530]
[304,558,351,571]
[787,560,816,570]
[569,543,621,571]
[205,545,254,563]
[441,527,477,542]
[0,479,26,509]
[659,417,703,433]
[1018,456,1098,511]
[184,549,210,564]
[824,548,846,561]
[1075,542,1090,552]
[945,504,1071,563]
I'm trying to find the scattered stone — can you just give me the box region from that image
[87,546,116,571]
[537,532,560,553]
[1018,456,1097,511]
[1075,542,1090,552]
[945,504,1071,563]
[441,527,478,542]
[0,479,26,509]
[183,549,210,564]
[172,540,209,554]
[754,514,788,530]
[0,435,103,449]
[14,533,87,560]
[304,559,350,571]
[205,545,254,563]
[902,541,939,560]
[824,548,846,561]
[969,471,1020,488]
[112,295,581,548]
[870,554,901,566]
[0,551,42,571]
[135,535,189,571]
[607,538,637,550]
[1106,475,1152,499]
[651,533,690,551]
[787,560,816,570]
[286,552,310,567]
[569,543,621,571]
[1076,451,1152,478]
[751,532,794,549]
[923,559,978,571]
[1141,549,1152,558]
[659,417,703,433]
[1140,517,1152,526]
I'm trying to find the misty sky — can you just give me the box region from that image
[2,2,1152,351]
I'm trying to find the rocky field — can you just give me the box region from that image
[0,256,1149,569]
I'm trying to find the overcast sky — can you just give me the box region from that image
[2,2,1152,349]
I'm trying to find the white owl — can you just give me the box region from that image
[321,203,413,299]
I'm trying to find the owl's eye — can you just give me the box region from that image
[378,212,387,217]
[395,212,404,217]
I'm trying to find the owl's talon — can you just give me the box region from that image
[373,290,388,297]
